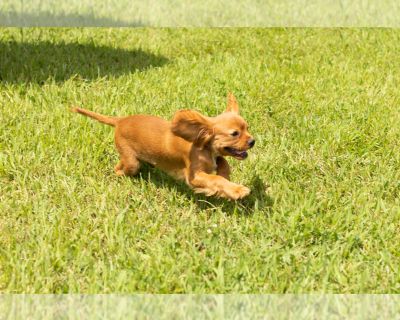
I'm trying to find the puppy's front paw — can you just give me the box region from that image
[225,184,251,200]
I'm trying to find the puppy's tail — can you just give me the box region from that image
[71,107,118,127]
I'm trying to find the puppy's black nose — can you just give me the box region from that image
[248,138,255,148]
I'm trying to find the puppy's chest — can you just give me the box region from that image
[203,156,218,174]
[212,157,218,172]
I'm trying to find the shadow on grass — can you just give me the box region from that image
[136,164,273,215]
[0,40,168,84]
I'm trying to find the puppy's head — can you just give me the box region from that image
[171,93,255,160]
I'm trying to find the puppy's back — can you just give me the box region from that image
[115,115,187,167]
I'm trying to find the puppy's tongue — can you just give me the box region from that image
[236,150,248,159]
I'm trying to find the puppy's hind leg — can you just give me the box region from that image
[114,160,125,176]
[115,141,140,177]
[115,154,140,177]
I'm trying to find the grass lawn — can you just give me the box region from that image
[1,28,400,293]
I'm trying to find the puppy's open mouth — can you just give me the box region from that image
[224,147,248,160]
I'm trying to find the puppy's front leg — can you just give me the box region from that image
[189,172,250,200]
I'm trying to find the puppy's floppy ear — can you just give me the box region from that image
[226,92,239,114]
[171,110,213,147]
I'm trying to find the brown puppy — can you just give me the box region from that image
[72,93,255,200]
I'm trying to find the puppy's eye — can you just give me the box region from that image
[231,131,239,137]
